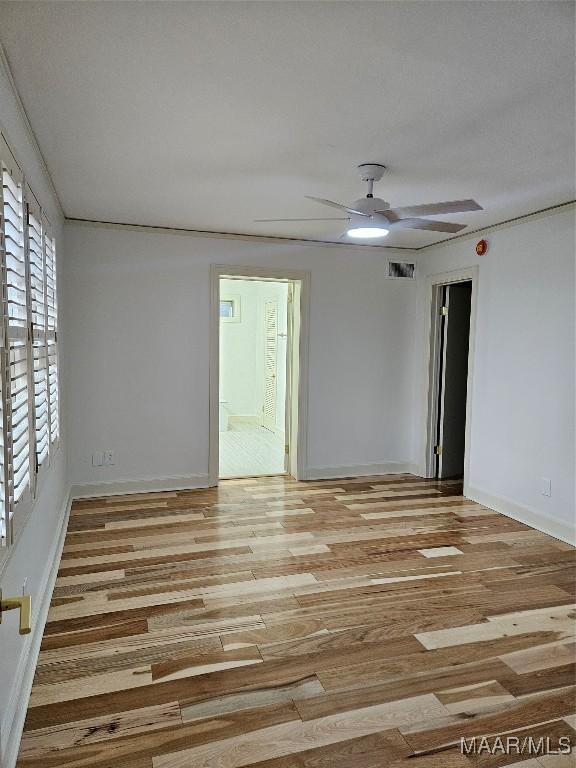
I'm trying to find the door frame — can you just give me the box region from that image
[420,266,478,494]
[209,265,310,486]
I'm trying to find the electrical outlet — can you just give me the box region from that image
[103,450,115,466]
[92,451,104,467]
[540,477,552,497]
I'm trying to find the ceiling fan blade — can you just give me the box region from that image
[305,195,370,217]
[379,199,482,218]
[254,217,349,222]
[390,218,467,233]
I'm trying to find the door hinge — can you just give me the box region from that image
[440,306,448,316]
[284,444,289,455]
[434,445,443,455]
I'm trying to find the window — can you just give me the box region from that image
[220,295,241,322]
[0,135,60,545]
[220,300,234,318]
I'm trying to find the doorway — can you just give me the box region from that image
[218,277,289,478]
[209,266,309,484]
[434,281,472,478]
[424,271,476,484]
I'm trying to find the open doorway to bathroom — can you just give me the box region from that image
[218,277,291,478]
[207,265,312,483]
[209,265,309,485]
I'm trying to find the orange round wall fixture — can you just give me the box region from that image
[476,239,488,256]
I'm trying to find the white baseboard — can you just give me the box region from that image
[466,485,575,547]
[71,473,210,499]
[228,414,261,427]
[2,491,72,768]
[303,462,415,481]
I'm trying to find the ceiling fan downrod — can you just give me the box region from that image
[357,163,386,199]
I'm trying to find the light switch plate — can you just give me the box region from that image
[92,451,104,467]
[540,477,552,497]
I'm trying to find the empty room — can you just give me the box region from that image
[0,2,574,767]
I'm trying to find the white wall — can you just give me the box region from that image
[64,222,419,490]
[413,206,575,543]
[0,53,69,768]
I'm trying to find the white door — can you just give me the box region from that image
[262,300,278,431]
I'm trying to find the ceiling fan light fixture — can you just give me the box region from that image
[347,226,389,239]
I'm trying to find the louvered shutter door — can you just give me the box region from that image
[2,158,31,505]
[28,204,49,468]
[44,228,59,444]
[0,169,7,543]
[262,301,278,431]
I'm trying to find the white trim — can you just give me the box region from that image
[64,201,575,252]
[64,218,412,251]
[209,265,310,485]
[71,474,210,499]
[304,462,416,480]
[418,266,479,494]
[65,202,575,253]
[418,201,574,251]
[0,451,63,578]
[467,485,576,547]
[1,490,71,768]
[227,415,261,427]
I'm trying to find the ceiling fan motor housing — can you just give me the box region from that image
[352,197,390,222]
[357,163,386,182]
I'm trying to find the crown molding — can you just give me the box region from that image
[415,200,575,251]
[66,201,575,253]
[64,217,417,251]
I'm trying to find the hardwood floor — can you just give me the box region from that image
[17,475,575,767]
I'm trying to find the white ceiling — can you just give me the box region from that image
[0,1,574,247]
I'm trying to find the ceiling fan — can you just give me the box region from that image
[255,163,483,239]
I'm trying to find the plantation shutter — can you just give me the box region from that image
[262,300,278,431]
[44,226,59,445]
[0,164,7,543]
[0,353,5,543]
[28,199,49,468]
[1,148,32,506]
[0,133,60,546]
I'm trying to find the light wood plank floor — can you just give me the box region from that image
[17,475,576,767]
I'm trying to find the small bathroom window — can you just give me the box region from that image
[220,295,241,322]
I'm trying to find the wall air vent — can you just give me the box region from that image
[388,261,416,280]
